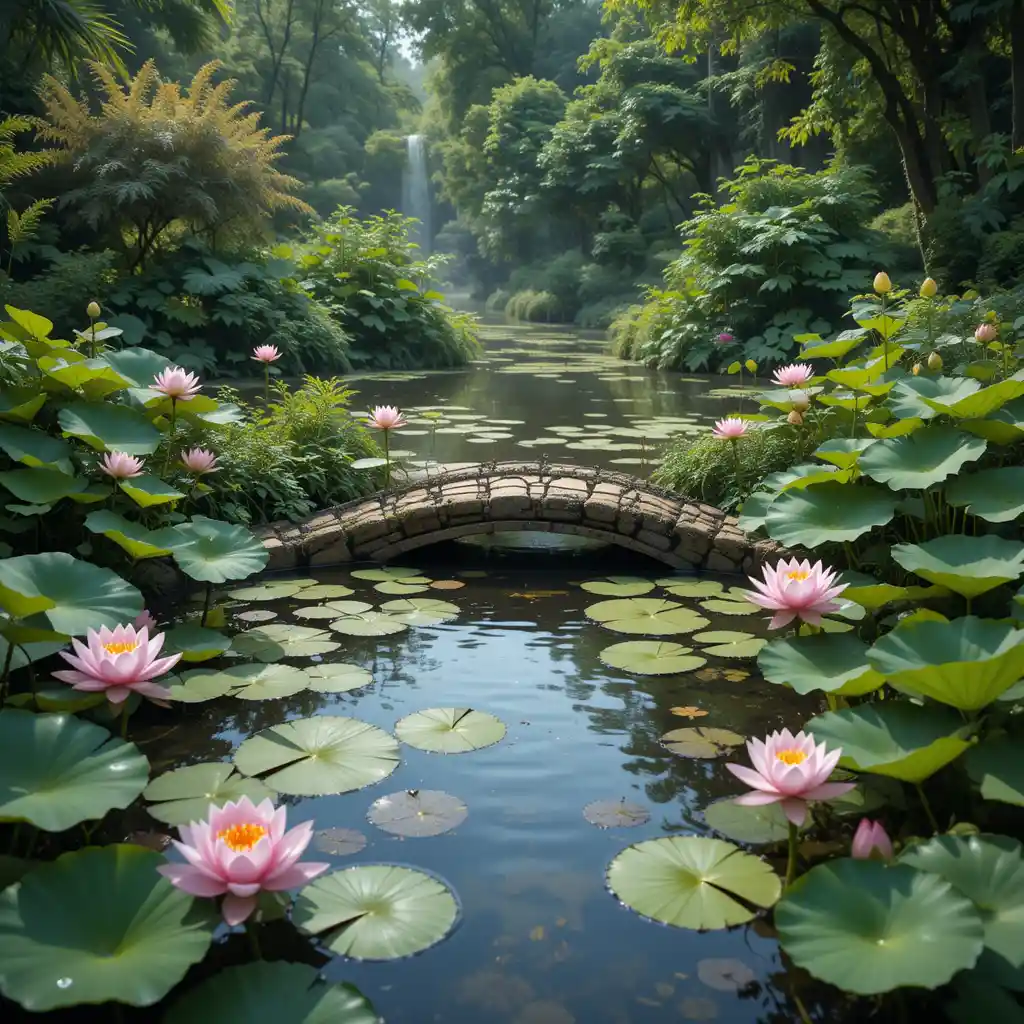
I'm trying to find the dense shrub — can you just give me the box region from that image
[505,289,564,322]
[868,203,922,277]
[484,288,511,312]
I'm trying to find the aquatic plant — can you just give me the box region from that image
[851,819,893,861]
[367,405,406,487]
[252,344,281,399]
[741,557,847,630]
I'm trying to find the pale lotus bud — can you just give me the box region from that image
[790,391,810,412]
[87,301,101,319]
[975,323,998,343]
[928,351,943,371]
[851,819,893,861]
[873,272,892,294]
[716,332,735,345]
[787,409,804,426]
[919,278,937,298]
[912,363,921,376]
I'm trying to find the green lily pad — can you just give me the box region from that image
[367,790,468,837]
[225,663,310,700]
[867,615,1024,709]
[0,467,96,505]
[293,865,459,960]
[700,636,766,658]
[57,401,163,455]
[583,799,651,828]
[891,535,1024,599]
[967,737,1024,807]
[294,600,374,620]
[585,598,710,636]
[888,376,979,421]
[660,727,745,759]
[228,581,311,601]
[165,668,240,703]
[395,707,506,753]
[606,836,781,930]
[921,373,1024,419]
[350,567,421,582]
[804,703,971,782]
[84,510,181,560]
[232,623,341,661]
[0,845,214,1011]
[374,581,431,595]
[659,580,726,598]
[119,474,186,508]
[304,663,373,693]
[330,611,408,637]
[0,423,73,473]
[0,710,149,831]
[946,467,1024,523]
[698,599,760,617]
[766,482,896,548]
[858,426,986,491]
[838,570,948,609]
[295,584,356,601]
[775,858,983,994]
[314,828,368,857]
[163,961,378,1024]
[143,762,275,826]
[813,437,879,470]
[703,798,792,845]
[580,576,655,597]
[163,624,231,663]
[599,640,706,675]
[170,517,269,584]
[234,716,400,796]
[379,598,459,626]
[758,634,884,696]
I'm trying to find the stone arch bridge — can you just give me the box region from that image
[255,463,780,573]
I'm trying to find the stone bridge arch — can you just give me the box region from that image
[255,463,780,573]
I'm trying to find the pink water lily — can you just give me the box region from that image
[772,363,813,387]
[158,797,329,925]
[852,818,893,861]
[180,447,219,475]
[742,557,847,629]
[712,417,747,440]
[368,405,406,430]
[53,623,181,705]
[716,332,735,344]
[153,366,202,401]
[727,729,855,826]
[252,344,281,364]
[974,323,997,343]
[100,451,144,479]
[134,609,158,632]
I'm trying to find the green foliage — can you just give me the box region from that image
[504,289,563,322]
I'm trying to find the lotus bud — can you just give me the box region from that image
[851,819,893,861]
[974,323,998,343]
[86,301,101,319]
[790,391,810,412]
[787,409,804,426]
[927,351,943,371]
[873,272,892,294]
[716,332,735,345]
[919,277,937,299]
[912,363,921,375]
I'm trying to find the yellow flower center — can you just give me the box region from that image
[102,640,141,656]
[776,749,808,766]
[216,823,268,852]
[785,570,810,582]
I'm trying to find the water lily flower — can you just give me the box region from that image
[52,623,181,706]
[873,271,892,294]
[153,366,202,401]
[716,332,735,344]
[158,797,330,926]
[772,363,813,387]
[851,819,893,861]
[726,729,855,826]
[920,277,937,298]
[134,609,158,632]
[87,300,101,319]
[368,405,406,431]
[252,345,281,364]
[712,417,747,440]
[975,323,998,343]
[100,451,145,479]
[180,447,219,475]
[928,351,943,371]
[742,557,847,629]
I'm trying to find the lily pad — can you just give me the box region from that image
[0,710,149,831]
[229,581,312,601]
[296,584,356,601]
[163,961,378,1024]
[329,611,408,637]
[599,640,706,675]
[367,790,468,837]
[703,798,792,845]
[232,623,341,661]
[758,634,884,696]
[234,716,400,796]
[84,510,180,560]
[395,707,506,753]
[659,580,726,598]
[693,630,766,658]
[293,600,374,620]
[350,567,421,582]
[304,663,373,693]
[946,467,1024,523]
[374,581,431,595]
[379,598,459,626]
[224,663,310,700]
[891,535,1024,599]
[293,865,459,960]
[698,599,760,617]
[775,858,983,994]
[585,598,710,636]
[171,517,268,585]
[0,845,214,1011]
[606,836,781,930]
[858,426,986,491]
[580,576,655,597]
[143,762,276,826]
[765,482,896,548]
[163,624,231,663]
[583,799,651,828]
[697,957,757,993]
[804,703,971,782]
[967,737,1024,807]
[838,570,948,609]
[165,669,241,703]
[813,437,878,470]
[314,828,369,857]
[660,727,745,759]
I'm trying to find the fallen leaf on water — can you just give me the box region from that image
[697,957,756,993]
[723,669,749,682]
[670,706,708,719]
[529,925,546,941]
[695,667,722,682]
[431,580,466,590]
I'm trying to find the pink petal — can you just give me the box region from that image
[226,882,262,898]
[768,610,797,629]
[127,680,173,700]
[802,781,856,800]
[780,798,809,826]
[222,893,258,926]
[262,861,330,891]
[734,791,784,806]
[157,864,227,897]
[105,687,131,704]
[726,763,780,794]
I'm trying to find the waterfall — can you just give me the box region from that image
[401,134,431,255]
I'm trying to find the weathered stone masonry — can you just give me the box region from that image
[254,462,781,573]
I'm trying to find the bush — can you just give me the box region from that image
[505,289,564,321]
[485,288,511,312]
[868,203,923,277]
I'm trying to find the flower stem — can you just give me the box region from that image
[0,639,15,706]
[785,821,799,886]
[162,398,177,475]
[916,783,940,834]
[730,438,742,495]
[247,922,263,960]
[264,364,269,402]
[383,428,391,488]
[120,700,130,739]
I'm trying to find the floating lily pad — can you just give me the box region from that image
[967,737,1024,807]
[599,640,706,675]
[234,716,400,796]
[697,957,757,993]
[293,600,374,620]
[395,708,506,753]
[228,581,311,601]
[226,663,310,700]
[314,828,368,857]
[430,580,465,591]
[606,836,781,930]
[368,790,468,837]
[585,598,710,636]
[234,609,277,624]
[330,611,408,637]
[374,581,431,595]
[379,598,459,626]
[580,576,655,597]
[660,580,726,598]
[296,584,356,601]
[758,634,884,696]
[305,663,373,693]
[660,727,745,759]
[698,599,759,617]
[143,762,275,826]
[232,623,341,661]
[166,668,241,703]
[170,517,268,584]
[293,865,459,960]
[703,798,792,844]
[350,567,421,582]
[891,535,1024,598]
[164,624,231,663]
[583,799,650,828]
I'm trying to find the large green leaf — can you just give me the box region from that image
[921,373,1024,419]
[0,467,96,505]
[41,356,131,399]
[0,845,214,1011]
[0,710,149,831]
[703,798,792,845]
[162,625,231,663]
[234,716,400,796]
[584,597,709,635]
[757,633,884,696]
[599,640,706,675]
[839,570,948,609]
[868,615,1024,709]
[232,623,340,661]
[0,424,72,474]
[776,858,983,994]
[0,387,46,424]
[858,427,986,491]
[170,516,268,583]
[962,397,1024,445]
[101,347,171,387]
[804,703,972,782]
[119,474,186,508]
[892,536,1024,599]
[813,437,878,469]
[765,482,896,547]
[606,836,780,930]
[164,961,378,1024]
[888,376,979,421]
[293,865,459,960]
[580,576,656,597]
[143,762,275,826]
[58,401,162,455]
[84,510,180,559]
[379,598,459,626]
[967,737,1024,807]
[395,707,506,753]
[946,467,1024,523]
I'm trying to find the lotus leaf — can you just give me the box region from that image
[101,346,170,386]
[813,437,879,469]
[379,598,459,626]
[0,387,45,424]
[216,663,309,700]
[232,623,340,661]
[294,600,373,620]
[350,567,421,582]
[858,427,986,491]
[57,401,162,455]
[698,598,760,617]
[888,376,979,421]
[374,581,430,595]
[295,584,356,600]
[304,663,373,693]
[165,669,240,703]
[293,865,459,960]
[599,640,706,675]
[775,859,983,994]
[961,397,1024,444]
[583,799,650,828]
[804,703,972,782]
[866,416,924,438]
[580,576,655,596]
[170,517,268,583]
[234,716,400,796]
[967,737,1024,807]
[891,536,1024,599]
[660,727,745,758]
[606,836,781,930]
[84,510,182,559]
[368,790,468,837]
[765,483,896,548]
[921,373,1024,419]
[0,845,214,1011]
[839,570,948,609]
[758,634,884,696]
[946,974,1024,1024]
[945,467,1024,523]
[659,579,726,598]
[0,424,72,473]
[585,598,709,636]
[700,636,766,658]
[228,580,313,601]
[0,467,96,505]
[703,798,792,845]
[143,762,275,826]
[119,474,186,508]
[163,624,231,662]
[395,707,506,753]
[314,828,368,857]
[330,611,408,636]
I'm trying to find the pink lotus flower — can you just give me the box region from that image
[153,366,202,401]
[712,417,747,440]
[742,557,847,629]
[726,729,855,826]
[851,818,893,861]
[368,405,406,431]
[134,609,158,632]
[100,451,144,480]
[157,797,329,925]
[180,447,219,475]
[772,363,814,387]
[53,623,181,705]
[975,323,998,343]
[716,332,735,344]
[252,345,281,364]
